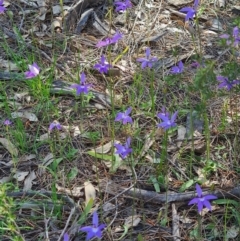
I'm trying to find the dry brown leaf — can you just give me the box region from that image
[37,132,67,141]
[139,134,154,159]
[84,181,96,206]
[94,141,112,154]
[11,111,38,121]
[13,171,29,181]
[19,0,38,7]
[176,125,186,148]
[0,176,12,184]
[23,171,36,191]
[124,215,141,228]
[13,91,30,101]
[56,183,84,197]
[0,138,18,156]
[0,58,19,70]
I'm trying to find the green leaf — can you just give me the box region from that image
[115,225,129,240]
[110,154,122,172]
[214,199,239,206]
[67,167,78,181]
[78,198,94,225]
[87,150,113,161]
[51,158,63,171]
[179,179,194,192]
[137,234,144,241]
[149,175,160,193]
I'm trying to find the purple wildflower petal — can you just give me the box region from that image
[80,226,94,232]
[204,194,218,201]
[220,34,230,39]
[79,212,106,241]
[112,31,123,43]
[115,108,133,124]
[178,61,184,71]
[126,137,131,147]
[171,111,178,122]
[85,231,95,241]
[63,233,69,241]
[203,200,212,210]
[136,48,158,69]
[189,184,217,213]
[196,184,202,197]
[125,107,132,115]
[188,197,199,205]
[233,26,239,38]
[0,0,6,14]
[146,47,150,58]
[80,72,86,84]
[122,116,132,124]
[193,0,199,9]
[25,62,40,79]
[4,119,12,126]
[96,32,122,48]
[49,121,62,131]
[94,55,112,74]
[158,114,170,122]
[114,138,132,159]
[141,61,148,69]
[197,200,204,213]
[92,212,98,226]
[114,0,132,12]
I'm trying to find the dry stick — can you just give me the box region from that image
[43,206,51,241]
[57,207,76,241]
[99,179,240,204]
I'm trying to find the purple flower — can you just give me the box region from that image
[79,212,106,241]
[180,0,199,21]
[158,107,170,118]
[217,76,240,91]
[63,233,69,241]
[188,184,217,213]
[71,72,91,95]
[220,26,240,47]
[157,111,178,130]
[136,48,158,69]
[115,107,133,124]
[190,61,201,68]
[114,0,132,12]
[94,55,112,74]
[96,31,123,48]
[170,61,184,74]
[0,0,6,13]
[114,137,133,159]
[4,119,12,126]
[49,121,62,131]
[24,62,40,79]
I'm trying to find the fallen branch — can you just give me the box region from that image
[99,179,240,204]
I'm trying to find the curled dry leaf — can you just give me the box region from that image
[0,138,19,156]
[56,183,84,197]
[23,170,36,191]
[84,181,96,206]
[13,171,29,181]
